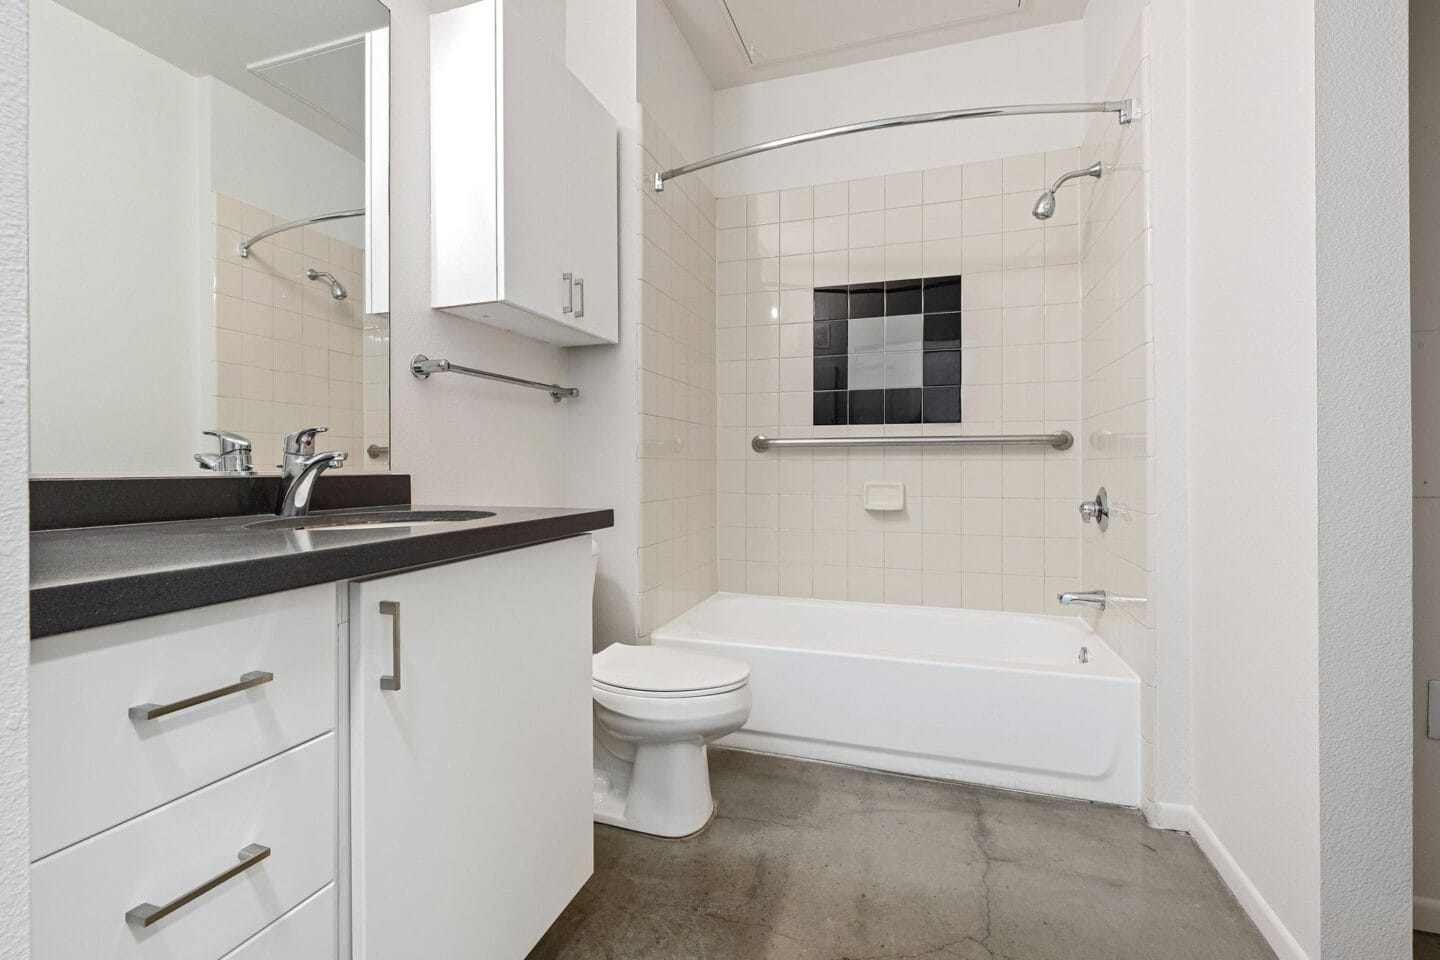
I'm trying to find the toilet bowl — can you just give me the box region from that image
[592,644,751,837]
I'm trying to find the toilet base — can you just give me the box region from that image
[593,738,720,838]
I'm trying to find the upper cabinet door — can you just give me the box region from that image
[430,0,619,347]
[563,73,619,345]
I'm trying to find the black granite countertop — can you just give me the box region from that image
[31,504,614,638]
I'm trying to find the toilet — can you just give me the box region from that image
[589,540,752,838]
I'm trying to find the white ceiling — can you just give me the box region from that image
[52,0,388,156]
[662,0,1089,89]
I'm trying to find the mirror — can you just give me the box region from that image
[28,0,391,477]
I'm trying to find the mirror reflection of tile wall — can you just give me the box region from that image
[212,195,389,470]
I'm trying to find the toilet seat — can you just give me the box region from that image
[593,644,750,698]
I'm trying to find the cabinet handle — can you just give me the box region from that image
[561,273,574,314]
[573,277,585,319]
[125,843,271,928]
[379,601,401,691]
[128,671,274,721]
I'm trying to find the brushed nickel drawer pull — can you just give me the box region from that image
[125,843,271,928]
[379,601,401,691]
[129,671,274,721]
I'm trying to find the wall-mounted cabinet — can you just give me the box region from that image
[431,0,619,347]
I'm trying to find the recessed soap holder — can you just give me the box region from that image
[863,481,905,512]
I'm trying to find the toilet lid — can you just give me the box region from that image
[593,644,750,696]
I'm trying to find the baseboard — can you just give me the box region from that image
[1181,805,1314,960]
[1143,799,1194,832]
[1416,896,1440,934]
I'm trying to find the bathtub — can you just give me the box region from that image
[651,592,1140,806]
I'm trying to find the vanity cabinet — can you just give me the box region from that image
[430,0,619,346]
[28,533,598,960]
[349,537,594,958]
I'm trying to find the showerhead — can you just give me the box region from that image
[1031,161,1104,221]
[1032,190,1057,220]
[306,268,348,301]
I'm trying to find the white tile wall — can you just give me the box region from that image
[638,114,718,636]
[211,195,385,469]
[715,152,1085,614]
[1076,22,1156,802]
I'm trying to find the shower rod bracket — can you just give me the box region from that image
[654,99,1133,191]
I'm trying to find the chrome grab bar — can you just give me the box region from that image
[654,100,1131,190]
[237,208,364,258]
[125,844,271,927]
[410,354,579,402]
[366,444,390,459]
[751,431,1073,453]
[129,671,274,721]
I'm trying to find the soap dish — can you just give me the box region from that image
[863,481,905,512]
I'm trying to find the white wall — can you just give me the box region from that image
[0,0,29,952]
[710,21,1086,197]
[1313,0,1411,954]
[636,0,711,163]
[1184,0,1323,953]
[1413,0,1440,934]
[28,0,202,475]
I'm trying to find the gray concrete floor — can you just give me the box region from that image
[528,749,1278,960]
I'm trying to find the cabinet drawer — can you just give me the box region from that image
[31,584,337,858]
[32,734,335,960]
[220,884,336,960]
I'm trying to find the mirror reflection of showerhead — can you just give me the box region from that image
[306,268,348,301]
[1031,161,1104,221]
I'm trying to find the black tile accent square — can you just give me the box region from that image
[849,389,885,425]
[813,320,848,356]
[814,391,847,426]
[924,275,963,312]
[885,388,923,424]
[923,313,963,351]
[885,279,922,315]
[922,387,962,423]
[923,350,961,386]
[813,356,847,391]
[814,287,848,321]
[848,283,885,319]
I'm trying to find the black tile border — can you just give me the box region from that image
[30,474,413,531]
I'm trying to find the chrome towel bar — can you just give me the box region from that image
[751,431,1073,453]
[654,100,1131,191]
[409,354,579,402]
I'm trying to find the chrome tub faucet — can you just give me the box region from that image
[1058,590,1108,611]
[276,426,348,517]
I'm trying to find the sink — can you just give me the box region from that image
[244,509,496,531]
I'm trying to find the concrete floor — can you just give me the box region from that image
[529,749,1277,960]
[1417,932,1440,959]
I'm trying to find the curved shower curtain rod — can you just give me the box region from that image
[237,208,365,258]
[653,99,1132,191]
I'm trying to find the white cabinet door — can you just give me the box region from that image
[351,538,594,960]
[563,72,619,345]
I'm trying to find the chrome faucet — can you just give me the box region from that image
[276,426,348,517]
[1058,590,1108,611]
[195,430,255,475]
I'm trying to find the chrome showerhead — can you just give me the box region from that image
[1032,190,1057,220]
[1031,161,1104,221]
[306,268,348,301]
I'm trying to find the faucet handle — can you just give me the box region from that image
[203,429,251,455]
[283,426,328,457]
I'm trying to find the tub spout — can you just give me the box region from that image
[1058,590,1107,611]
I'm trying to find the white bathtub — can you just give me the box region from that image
[651,592,1140,806]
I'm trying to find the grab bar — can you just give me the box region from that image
[751,431,1073,453]
[409,354,579,402]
